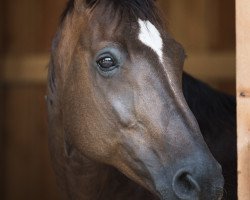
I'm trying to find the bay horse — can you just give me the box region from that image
[47,0,236,199]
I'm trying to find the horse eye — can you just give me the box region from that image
[97,57,117,71]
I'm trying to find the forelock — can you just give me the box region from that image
[61,0,162,24]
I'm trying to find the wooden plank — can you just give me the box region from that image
[164,0,208,51]
[215,0,235,51]
[5,0,42,53]
[1,54,49,84]
[184,51,235,82]
[40,0,66,51]
[0,0,3,54]
[3,85,59,200]
[236,0,250,199]
[3,0,65,54]
[0,84,4,199]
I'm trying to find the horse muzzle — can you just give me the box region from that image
[154,154,224,200]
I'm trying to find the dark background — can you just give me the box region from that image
[0,0,235,199]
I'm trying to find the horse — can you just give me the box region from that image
[47,0,236,199]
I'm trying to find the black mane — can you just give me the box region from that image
[182,72,237,199]
[61,0,161,24]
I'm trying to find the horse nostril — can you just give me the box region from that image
[172,170,201,200]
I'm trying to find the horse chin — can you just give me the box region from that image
[155,178,224,200]
[156,189,224,200]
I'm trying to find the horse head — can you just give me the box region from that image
[47,0,224,199]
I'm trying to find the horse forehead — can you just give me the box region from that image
[138,19,164,64]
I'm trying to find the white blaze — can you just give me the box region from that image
[138,19,164,63]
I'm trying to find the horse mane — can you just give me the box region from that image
[182,72,236,135]
[61,0,161,24]
[183,72,235,113]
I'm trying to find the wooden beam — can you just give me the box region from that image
[0,0,3,54]
[3,86,60,200]
[236,0,250,199]
[1,54,49,84]
[0,73,4,200]
[184,51,235,82]
[0,52,235,85]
